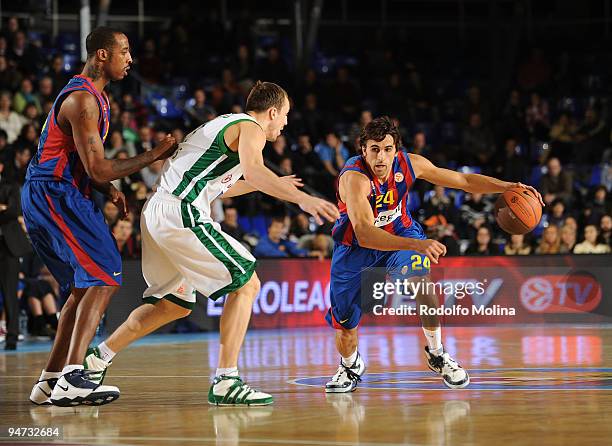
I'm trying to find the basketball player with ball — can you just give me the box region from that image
[325,116,544,392]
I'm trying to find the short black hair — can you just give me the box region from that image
[86,27,123,58]
[245,81,288,113]
[359,115,402,149]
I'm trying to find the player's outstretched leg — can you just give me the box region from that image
[417,288,469,389]
[325,327,366,393]
[49,286,121,406]
[208,274,273,406]
[83,298,193,384]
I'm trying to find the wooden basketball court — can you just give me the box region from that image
[1,324,611,445]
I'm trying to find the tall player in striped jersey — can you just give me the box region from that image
[83,81,339,406]
[325,116,543,392]
[25,27,178,407]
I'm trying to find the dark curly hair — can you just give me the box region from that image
[359,116,401,150]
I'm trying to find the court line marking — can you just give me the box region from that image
[64,436,420,446]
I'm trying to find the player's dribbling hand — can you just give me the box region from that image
[300,196,340,225]
[509,182,545,207]
[280,174,304,188]
[415,239,447,264]
[154,134,178,160]
[108,185,128,219]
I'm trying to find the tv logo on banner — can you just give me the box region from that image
[520,274,602,313]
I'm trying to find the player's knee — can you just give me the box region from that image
[241,273,261,300]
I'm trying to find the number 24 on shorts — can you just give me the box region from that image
[411,254,430,271]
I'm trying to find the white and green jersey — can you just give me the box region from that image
[157,113,259,217]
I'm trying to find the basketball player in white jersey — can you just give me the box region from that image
[73,81,338,406]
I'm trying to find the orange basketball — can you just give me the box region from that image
[494,187,542,235]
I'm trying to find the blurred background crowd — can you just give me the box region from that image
[1,1,611,341]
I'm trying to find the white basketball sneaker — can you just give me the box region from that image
[325,352,366,393]
[424,346,470,389]
[30,371,62,405]
[50,368,120,407]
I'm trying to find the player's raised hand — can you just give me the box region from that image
[414,239,447,264]
[300,196,340,225]
[154,134,178,160]
[279,174,304,188]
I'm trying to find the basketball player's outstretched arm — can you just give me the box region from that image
[222,176,304,198]
[65,91,178,183]
[342,171,447,263]
[238,122,339,224]
[409,154,545,206]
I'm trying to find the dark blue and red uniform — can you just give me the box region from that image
[326,151,429,329]
[21,75,121,298]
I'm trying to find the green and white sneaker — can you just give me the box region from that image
[83,347,112,385]
[208,375,274,406]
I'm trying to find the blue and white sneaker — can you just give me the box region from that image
[325,352,366,393]
[50,368,120,407]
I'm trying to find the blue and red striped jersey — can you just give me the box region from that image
[332,151,425,247]
[26,75,111,198]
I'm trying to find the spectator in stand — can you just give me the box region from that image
[328,66,361,122]
[559,224,577,254]
[462,85,491,125]
[504,233,532,255]
[254,216,322,258]
[348,110,373,148]
[0,55,22,92]
[220,206,247,246]
[47,55,70,96]
[315,131,350,177]
[574,106,608,164]
[459,192,494,239]
[230,44,254,84]
[424,185,458,226]
[13,78,41,114]
[136,126,154,154]
[264,134,289,166]
[600,214,612,246]
[461,112,494,166]
[549,112,576,163]
[8,30,40,76]
[256,46,290,87]
[0,91,25,144]
[573,224,611,254]
[547,199,567,228]
[525,92,550,140]
[584,186,611,225]
[278,157,293,176]
[498,89,526,142]
[22,103,41,130]
[299,93,325,142]
[564,216,578,234]
[536,225,561,254]
[112,219,139,259]
[185,88,216,126]
[291,133,326,188]
[425,216,461,256]
[5,146,31,185]
[140,159,164,190]
[465,225,495,255]
[541,157,573,206]
[37,76,54,105]
[138,38,163,84]
[494,137,525,182]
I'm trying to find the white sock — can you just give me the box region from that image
[97,342,116,362]
[39,370,62,380]
[341,349,358,367]
[61,364,84,375]
[423,327,443,355]
[216,367,239,378]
